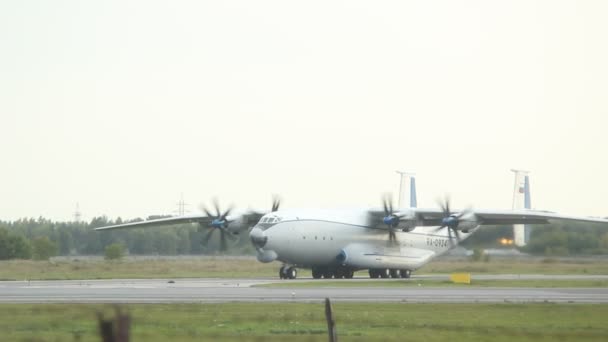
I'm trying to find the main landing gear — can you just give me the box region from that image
[279,265,356,280]
[279,265,298,279]
[311,266,354,279]
[368,268,411,279]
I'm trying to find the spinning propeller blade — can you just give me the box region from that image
[434,196,470,246]
[382,194,399,246]
[199,198,236,252]
[271,195,281,212]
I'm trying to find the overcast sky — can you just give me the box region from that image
[1,0,607,221]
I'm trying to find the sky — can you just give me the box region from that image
[1,0,607,221]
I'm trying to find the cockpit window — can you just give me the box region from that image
[257,215,286,231]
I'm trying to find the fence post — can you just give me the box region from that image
[97,313,114,342]
[97,307,131,342]
[325,298,337,342]
[115,306,131,342]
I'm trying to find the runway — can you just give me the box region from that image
[1,276,607,304]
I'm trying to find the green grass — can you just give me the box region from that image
[1,257,608,281]
[1,303,608,341]
[416,258,608,275]
[0,258,280,280]
[258,279,608,288]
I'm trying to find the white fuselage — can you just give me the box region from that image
[251,208,476,271]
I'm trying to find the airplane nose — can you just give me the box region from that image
[250,226,277,263]
[249,226,268,249]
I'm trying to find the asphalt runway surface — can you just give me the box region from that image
[1,275,607,304]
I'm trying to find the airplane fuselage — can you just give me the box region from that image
[251,208,476,272]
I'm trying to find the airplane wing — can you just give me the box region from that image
[95,210,269,231]
[368,207,608,229]
[94,213,211,231]
[409,208,608,227]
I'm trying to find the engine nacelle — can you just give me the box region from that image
[399,219,417,232]
[224,215,248,234]
[455,219,478,231]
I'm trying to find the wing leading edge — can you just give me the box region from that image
[94,213,211,231]
[94,210,269,231]
[368,207,608,228]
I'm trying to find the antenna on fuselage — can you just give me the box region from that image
[396,171,417,208]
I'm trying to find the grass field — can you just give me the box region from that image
[418,258,608,275]
[0,257,607,281]
[1,303,607,341]
[0,258,277,280]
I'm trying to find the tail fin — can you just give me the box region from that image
[410,176,417,208]
[396,171,417,208]
[511,169,532,246]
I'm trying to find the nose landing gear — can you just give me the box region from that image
[279,265,298,279]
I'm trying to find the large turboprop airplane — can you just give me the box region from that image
[96,178,608,280]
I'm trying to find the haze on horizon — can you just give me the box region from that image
[1,1,607,222]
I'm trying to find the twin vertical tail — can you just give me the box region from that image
[511,169,532,247]
[410,176,417,208]
[396,171,417,208]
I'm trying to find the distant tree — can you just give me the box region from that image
[9,235,32,259]
[32,236,58,260]
[155,231,178,255]
[57,227,74,255]
[176,230,191,254]
[0,228,32,259]
[104,243,126,260]
[0,228,12,260]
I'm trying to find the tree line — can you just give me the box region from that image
[0,216,255,260]
[462,221,608,256]
[1,216,607,260]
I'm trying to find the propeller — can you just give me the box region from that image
[271,195,281,212]
[199,198,235,252]
[382,194,399,246]
[434,197,472,246]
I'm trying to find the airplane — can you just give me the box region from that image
[96,173,608,280]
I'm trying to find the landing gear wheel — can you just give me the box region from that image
[400,269,411,278]
[371,269,383,278]
[279,265,287,279]
[335,268,346,279]
[312,267,322,279]
[390,269,401,278]
[323,269,333,279]
[345,270,354,279]
[380,268,390,278]
[287,267,297,279]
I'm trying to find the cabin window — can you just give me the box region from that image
[303,236,306,239]
[323,237,325,240]
[315,236,317,240]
